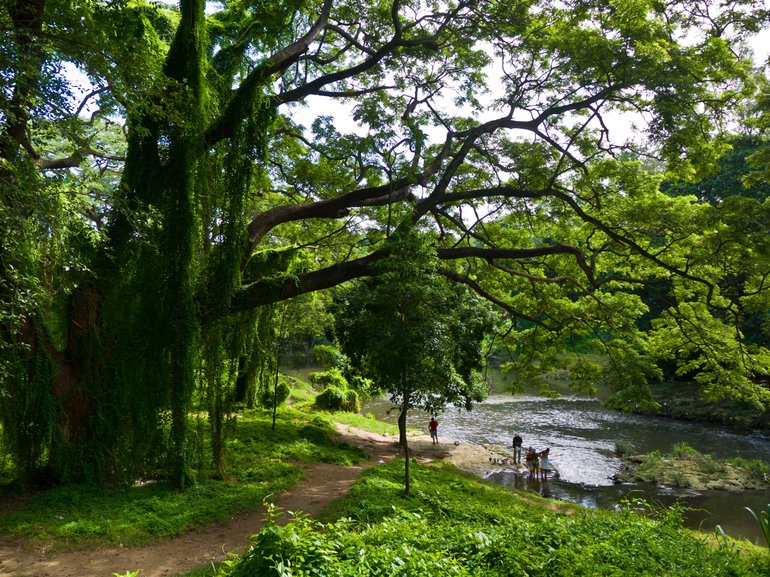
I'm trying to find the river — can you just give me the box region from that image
[362,392,770,544]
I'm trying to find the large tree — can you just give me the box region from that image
[2,0,769,485]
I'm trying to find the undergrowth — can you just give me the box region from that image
[216,460,770,577]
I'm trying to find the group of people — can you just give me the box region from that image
[427,420,551,479]
[513,434,551,479]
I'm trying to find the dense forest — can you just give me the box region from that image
[2,0,770,492]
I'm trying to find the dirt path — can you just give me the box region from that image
[0,426,501,577]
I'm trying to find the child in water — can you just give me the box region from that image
[539,447,550,478]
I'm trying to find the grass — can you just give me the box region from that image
[214,460,770,577]
[285,375,317,406]
[315,409,401,436]
[0,407,367,551]
[620,443,768,489]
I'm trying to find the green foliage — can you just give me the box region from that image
[335,226,494,416]
[311,344,348,370]
[615,440,633,457]
[744,504,770,551]
[314,386,360,413]
[309,368,349,389]
[320,411,400,437]
[334,226,493,492]
[732,458,770,482]
[219,461,770,577]
[3,0,770,491]
[285,377,316,406]
[309,368,360,411]
[259,378,291,409]
[621,444,769,489]
[673,442,700,460]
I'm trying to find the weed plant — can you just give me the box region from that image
[614,439,633,456]
[0,408,366,550]
[745,504,770,550]
[217,461,770,577]
[733,457,770,482]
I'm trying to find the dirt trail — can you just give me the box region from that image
[0,426,500,577]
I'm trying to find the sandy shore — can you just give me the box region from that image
[334,424,527,478]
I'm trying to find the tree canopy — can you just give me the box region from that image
[2,0,770,485]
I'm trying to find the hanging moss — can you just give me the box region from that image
[2,0,283,488]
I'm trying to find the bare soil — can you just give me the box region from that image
[0,426,504,577]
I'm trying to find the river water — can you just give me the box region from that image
[363,393,770,544]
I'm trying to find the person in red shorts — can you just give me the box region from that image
[428,417,439,444]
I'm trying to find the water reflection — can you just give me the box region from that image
[363,394,770,542]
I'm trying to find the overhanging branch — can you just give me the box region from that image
[229,252,383,313]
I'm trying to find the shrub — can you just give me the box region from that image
[312,344,349,370]
[732,457,769,482]
[673,442,699,460]
[259,378,291,409]
[315,386,360,412]
[309,367,349,389]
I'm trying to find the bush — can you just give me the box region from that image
[309,368,349,389]
[312,344,349,370]
[732,457,769,482]
[673,442,699,460]
[259,379,291,409]
[315,386,360,412]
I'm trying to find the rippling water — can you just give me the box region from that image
[363,393,770,542]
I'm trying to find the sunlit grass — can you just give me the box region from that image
[0,408,367,551]
[219,460,770,577]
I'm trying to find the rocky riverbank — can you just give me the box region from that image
[613,445,770,491]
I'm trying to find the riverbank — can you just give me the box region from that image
[220,451,770,577]
[0,421,565,577]
[333,423,523,478]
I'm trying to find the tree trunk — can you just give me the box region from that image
[399,399,410,495]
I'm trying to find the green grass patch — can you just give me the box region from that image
[217,460,770,577]
[620,443,768,490]
[0,408,367,550]
[286,375,317,406]
[0,472,300,550]
[228,408,368,467]
[321,410,400,436]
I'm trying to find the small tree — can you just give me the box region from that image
[335,226,493,494]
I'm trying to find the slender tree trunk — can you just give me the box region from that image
[271,353,279,430]
[399,394,410,495]
[398,403,408,449]
[272,305,289,430]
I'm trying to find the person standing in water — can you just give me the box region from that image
[428,417,439,444]
[512,433,523,463]
[539,447,550,479]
